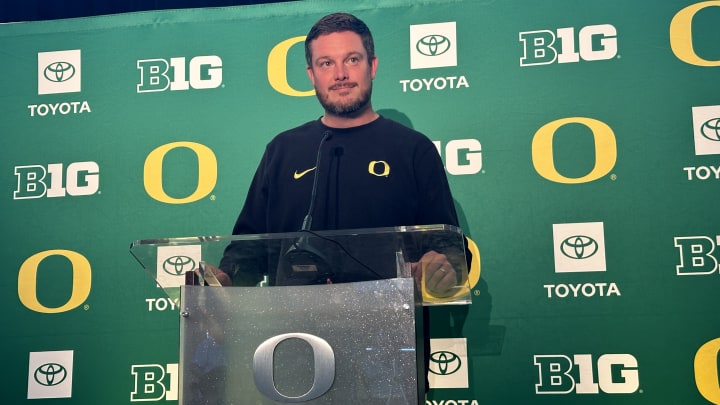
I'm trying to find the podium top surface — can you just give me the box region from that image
[131,224,460,246]
[130,224,471,306]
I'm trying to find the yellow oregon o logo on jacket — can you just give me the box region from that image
[368,161,390,177]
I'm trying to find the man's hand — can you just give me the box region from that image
[195,263,232,286]
[410,250,457,297]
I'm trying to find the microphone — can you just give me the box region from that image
[282,133,387,284]
[300,130,333,231]
[283,130,334,282]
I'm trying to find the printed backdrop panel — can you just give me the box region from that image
[1,0,719,404]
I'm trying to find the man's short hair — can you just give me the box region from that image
[305,12,375,66]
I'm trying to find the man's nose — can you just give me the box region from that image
[334,64,348,80]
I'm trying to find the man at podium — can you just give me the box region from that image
[198,12,470,401]
[213,12,466,294]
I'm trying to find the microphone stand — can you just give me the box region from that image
[283,131,334,283]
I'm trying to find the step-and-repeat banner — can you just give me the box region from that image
[2,0,719,403]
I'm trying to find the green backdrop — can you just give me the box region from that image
[2,0,719,403]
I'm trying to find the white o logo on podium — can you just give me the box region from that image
[253,333,335,402]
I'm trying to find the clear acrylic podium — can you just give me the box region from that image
[130,224,471,404]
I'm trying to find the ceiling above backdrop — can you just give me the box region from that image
[0,0,294,23]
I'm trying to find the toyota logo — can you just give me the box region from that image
[416,34,451,57]
[429,350,461,375]
[560,235,599,259]
[43,61,76,83]
[162,255,196,275]
[34,363,68,387]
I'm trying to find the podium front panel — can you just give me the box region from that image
[179,278,423,404]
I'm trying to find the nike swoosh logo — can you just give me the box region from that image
[293,167,316,179]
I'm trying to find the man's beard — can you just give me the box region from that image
[317,84,372,118]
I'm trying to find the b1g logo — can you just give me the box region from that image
[674,235,720,275]
[534,353,640,394]
[14,161,100,199]
[520,24,618,66]
[433,139,482,175]
[137,56,223,93]
[28,350,74,399]
[131,363,178,401]
[38,50,81,94]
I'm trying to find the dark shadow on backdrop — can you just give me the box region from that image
[380,109,505,404]
[0,0,291,23]
[378,108,496,342]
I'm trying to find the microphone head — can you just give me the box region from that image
[283,235,334,283]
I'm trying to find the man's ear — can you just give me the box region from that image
[306,65,316,85]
